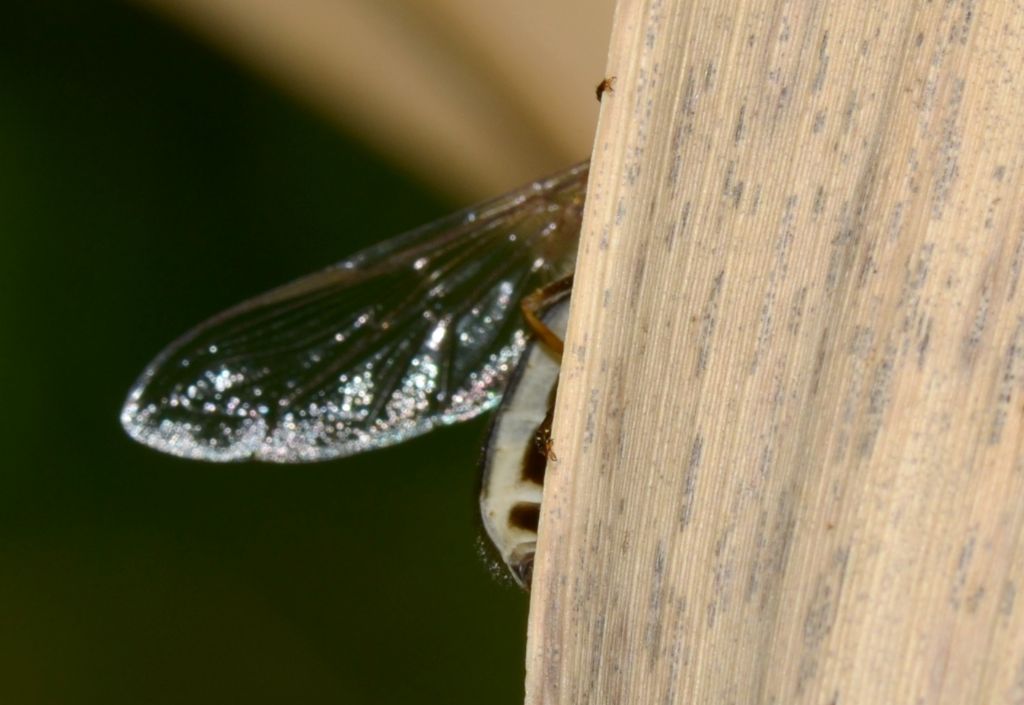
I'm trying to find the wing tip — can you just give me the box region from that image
[119,384,262,463]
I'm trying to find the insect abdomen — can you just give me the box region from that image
[479,297,569,588]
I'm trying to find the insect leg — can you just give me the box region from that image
[521,275,574,356]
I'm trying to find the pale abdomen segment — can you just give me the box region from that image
[479,294,570,588]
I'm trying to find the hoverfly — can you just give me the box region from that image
[121,161,588,588]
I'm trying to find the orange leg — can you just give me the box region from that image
[520,275,573,357]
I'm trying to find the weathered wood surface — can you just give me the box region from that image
[526,1,1024,703]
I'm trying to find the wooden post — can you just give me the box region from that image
[526,1,1024,703]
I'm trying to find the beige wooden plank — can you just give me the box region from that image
[527,1,1024,703]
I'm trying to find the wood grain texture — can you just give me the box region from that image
[526,1,1024,703]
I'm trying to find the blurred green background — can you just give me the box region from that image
[1,2,529,703]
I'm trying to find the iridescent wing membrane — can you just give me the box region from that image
[122,162,588,462]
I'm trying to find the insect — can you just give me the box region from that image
[121,160,589,588]
[479,286,570,587]
[595,76,615,101]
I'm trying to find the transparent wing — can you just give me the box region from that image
[122,161,588,462]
